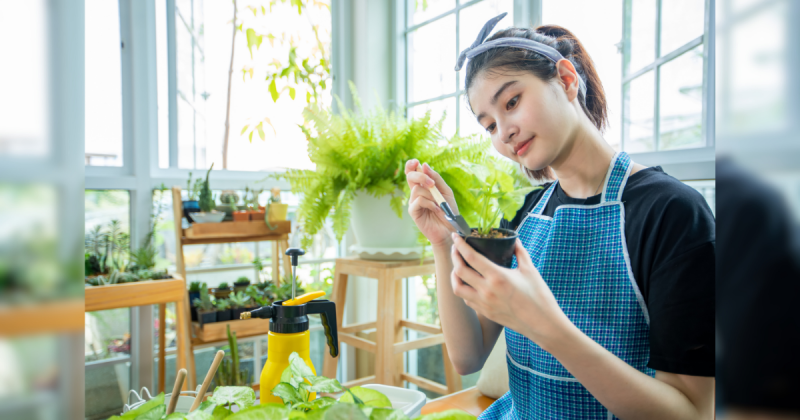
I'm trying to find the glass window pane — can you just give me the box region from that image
[458,94,484,138]
[624,0,656,76]
[0,0,50,158]
[408,15,456,103]
[156,0,170,169]
[717,0,788,137]
[660,0,705,55]
[543,0,623,150]
[409,0,455,26]
[410,98,456,140]
[659,45,704,151]
[85,0,123,167]
[623,71,654,152]
[458,0,514,91]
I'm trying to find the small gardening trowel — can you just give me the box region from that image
[416,165,472,236]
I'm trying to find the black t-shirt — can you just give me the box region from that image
[500,166,715,377]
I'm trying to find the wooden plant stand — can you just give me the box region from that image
[322,257,462,395]
[171,186,293,390]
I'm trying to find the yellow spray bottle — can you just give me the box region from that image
[240,248,339,404]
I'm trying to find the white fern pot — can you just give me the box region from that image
[349,190,423,261]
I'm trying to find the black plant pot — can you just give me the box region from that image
[183,200,201,223]
[233,282,249,293]
[216,309,232,322]
[231,307,247,320]
[188,291,201,321]
[463,228,519,268]
[198,311,216,326]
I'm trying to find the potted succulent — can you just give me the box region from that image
[228,291,252,320]
[233,276,251,293]
[229,189,249,222]
[461,159,540,268]
[213,282,232,299]
[193,290,216,326]
[218,190,240,221]
[244,187,265,221]
[183,171,204,223]
[275,83,490,254]
[215,298,232,322]
[191,164,225,223]
[188,281,203,321]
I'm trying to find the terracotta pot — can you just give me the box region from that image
[232,211,250,222]
[250,210,266,221]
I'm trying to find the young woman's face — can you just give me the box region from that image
[468,70,577,172]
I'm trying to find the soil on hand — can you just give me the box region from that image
[470,229,511,239]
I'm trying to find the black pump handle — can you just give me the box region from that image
[305,299,339,358]
[285,248,306,267]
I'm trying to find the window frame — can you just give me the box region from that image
[621,0,715,180]
[84,0,344,397]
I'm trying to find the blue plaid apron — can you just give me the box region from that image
[479,152,653,420]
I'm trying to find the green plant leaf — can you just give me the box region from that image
[322,403,369,420]
[269,79,279,102]
[300,376,343,393]
[289,411,308,419]
[289,86,296,100]
[226,403,289,419]
[289,352,316,380]
[185,410,213,420]
[257,122,266,141]
[366,408,409,420]
[338,387,391,408]
[120,392,164,419]
[414,410,477,419]
[272,382,304,405]
[207,386,256,409]
[165,413,186,420]
[240,125,249,135]
[245,28,263,58]
[304,406,331,420]
[210,405,234,419]
[133,405,165,420]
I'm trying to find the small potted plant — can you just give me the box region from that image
[218,190,240,221]
[228,189,249,222]
[233,276,251,293]
[245,187,265,221]
[192,164,225,223]
[266,187,288,228]
[215,298,232,322]
[213,282,232,299]
[193,289,216,326]
[228,291,251,320]
[183,171,203,223]
[244,284,264,310]
[462,160,540,268]
[188,281,203,321]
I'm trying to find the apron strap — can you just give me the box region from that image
[532,180,559,215]
[601,152,633,203]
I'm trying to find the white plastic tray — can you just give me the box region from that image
[363,384,427,418]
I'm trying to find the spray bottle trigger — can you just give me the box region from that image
[305,300,339,358]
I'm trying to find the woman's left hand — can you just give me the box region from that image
[450,233,572,348]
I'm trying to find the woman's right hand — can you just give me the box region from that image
[405,159,459,248]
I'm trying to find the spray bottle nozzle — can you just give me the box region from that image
[242,305,274,320]
[285,247,305,302]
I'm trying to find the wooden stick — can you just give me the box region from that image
[190,350,225,411]
[167,368,187,415]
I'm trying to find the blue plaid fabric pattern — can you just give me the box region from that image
[479,153,654,420]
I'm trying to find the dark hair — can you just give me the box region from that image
[465,25,607,181]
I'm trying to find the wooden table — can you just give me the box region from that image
[322,257,462,395]
[85,276,191,392]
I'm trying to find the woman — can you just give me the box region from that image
[405,13,715,419]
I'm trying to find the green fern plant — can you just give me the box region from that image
[275,82,490,248]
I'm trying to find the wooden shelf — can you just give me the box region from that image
[191,318,271,344]
[182,220,291,245]
[0,300,84,337]
[85,277,186,312]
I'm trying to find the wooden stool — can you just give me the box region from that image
[322,257,462,395]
